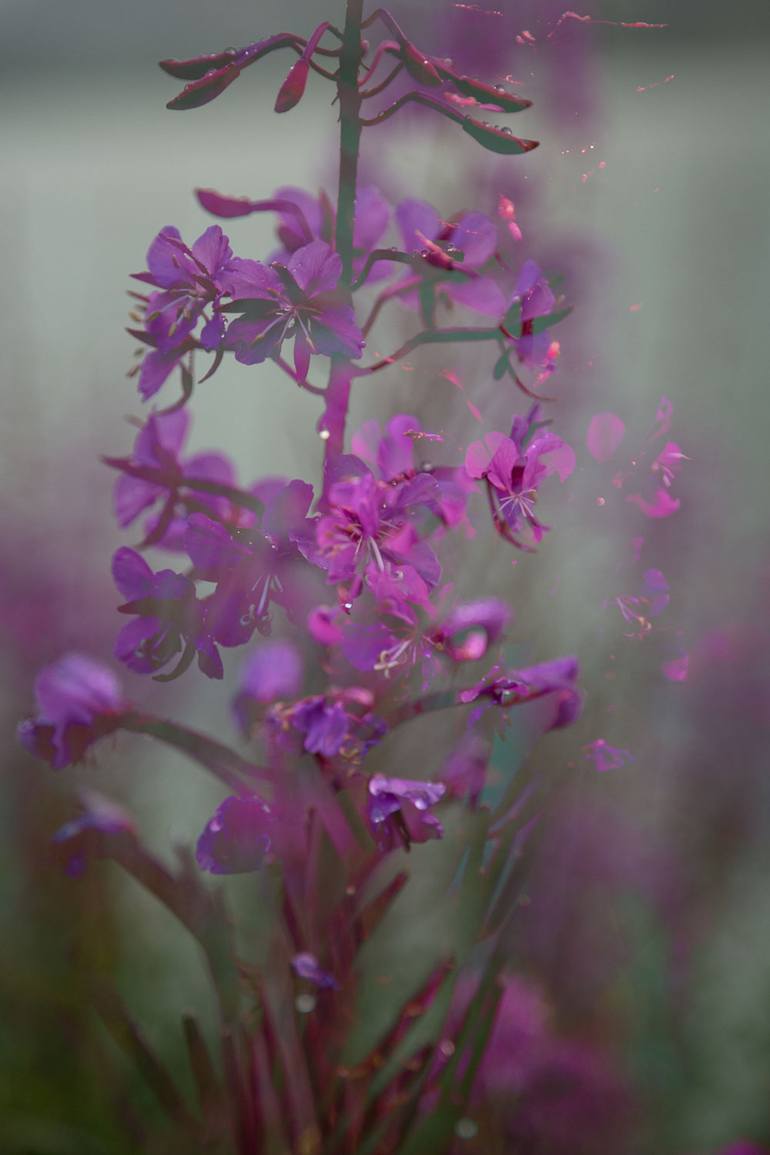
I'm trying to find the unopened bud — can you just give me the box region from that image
[275,58,309,114]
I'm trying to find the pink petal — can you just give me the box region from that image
[586,412,625,463]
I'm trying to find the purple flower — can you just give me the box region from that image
[185,479,317,645]
[111,409,236,548]
[505,260,560,369]
[131,224,235,398]
[112,547,222,679]
[460,656,581,730]
[222,241,364,379]
[466,408,574,549]
[434,598,510,662]
[351,413,472,529]
[18,654,126,769]
[266,690,385,765]
[289,697,350,757]
[367,774,446,852]
[292,952,340,990]
[395,198,507,317]
[273,185,390,280]
[316,455,440,602]
[196,794,273,874]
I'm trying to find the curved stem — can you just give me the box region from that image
[361,60,403,99]
[352,325,500,376]
[351,247,417,290]
[360,90,463,129]
[121,712,272,794]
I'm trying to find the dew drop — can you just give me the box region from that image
[295,993,316,1014]
[596,496,606,506]
[319,428,331,441]
[455,1118,478,1140]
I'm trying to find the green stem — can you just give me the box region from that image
[320,0,365,473]
[335,0,364,284]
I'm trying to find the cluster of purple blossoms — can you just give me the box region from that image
[15,6,693,1152]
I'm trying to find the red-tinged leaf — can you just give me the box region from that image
[196,188,259,218]
[438,68,532,113]
[274,58,309,113]
[167,64,241,111]
[159,48,240,80]
[461,116,539,155]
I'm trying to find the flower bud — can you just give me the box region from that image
[274,58,310,114]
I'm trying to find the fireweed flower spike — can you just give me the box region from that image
[18,4,687,1151]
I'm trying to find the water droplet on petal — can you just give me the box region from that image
[295,993,316,1014]
[319,428,331,441]
[456,1118,478,1140]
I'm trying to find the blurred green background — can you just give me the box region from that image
[1,0,769,1151]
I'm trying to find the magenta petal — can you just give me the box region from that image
[287,241,341,296]
[200,312,226,351]
[114,616,161,670]
[312,306,364,359]
[191,225,232,274]
[378,414,420,479]
[354,186,390,252]
[196,187,260,218]
[113,473,158,528]
[145,226,185,287]
[448,277,507,317]
[196,794,273,874]
[183,451,236,488]
[627,488,681,519]
[586,412,625,463]
[136,409,190,463]
[239,640,303,703]
[112,547,154,599]
[35,654,124,724]
[396,198,441,252]
[138,348,182,401]
[451,212,497,267]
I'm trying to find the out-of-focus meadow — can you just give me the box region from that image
[1,0,769,1151]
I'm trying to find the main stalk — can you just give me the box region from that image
[320,0,365,469]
